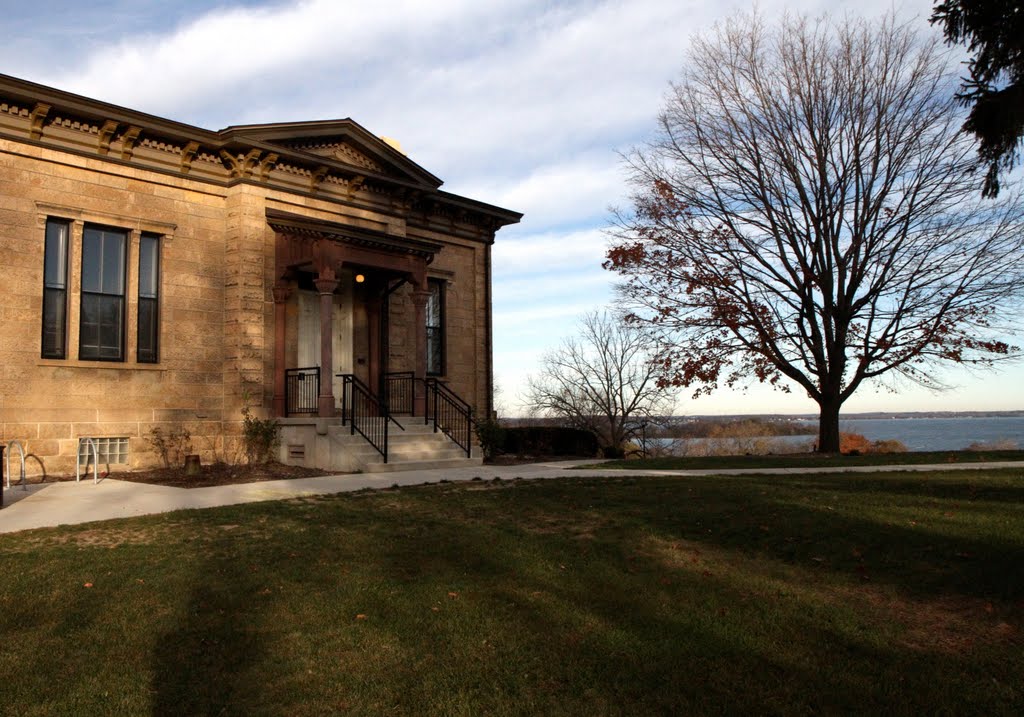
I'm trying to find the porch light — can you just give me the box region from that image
[355,273,365,283]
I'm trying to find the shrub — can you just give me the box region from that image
[502,426,599,458]
[602,445,626,459]
[146,425,192,469]
[840,432,907,454]
[474,417,506,462]
[242,407,280,464]
[966,439,1018,451]
[839,432,872,454]
[871,439,908,453]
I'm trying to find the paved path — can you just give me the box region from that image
[2,460,1022,534]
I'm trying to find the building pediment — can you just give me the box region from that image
[220,120,442,189]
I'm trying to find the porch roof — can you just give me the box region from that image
[266,208,444,262]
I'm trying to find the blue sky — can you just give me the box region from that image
[4,0,1021,415]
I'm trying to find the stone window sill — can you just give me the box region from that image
[36,359,166,371]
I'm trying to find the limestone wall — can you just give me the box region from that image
[0,139,496,476]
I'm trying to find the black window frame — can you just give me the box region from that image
[79,224,127,362]
[137,233,160,363]
[426,278,446,376]
[41,217,70,359]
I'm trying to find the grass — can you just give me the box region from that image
[586,448,1024,471]
[1,469,1022,715]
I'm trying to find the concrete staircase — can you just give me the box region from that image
[327,418,481,473]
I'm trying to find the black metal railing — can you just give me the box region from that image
[285,367,320,415]
[340,374,404,462]
[384,371,415,414]
[425,378,474,457]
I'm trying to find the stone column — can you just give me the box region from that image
[315,269,338,417]
[271,284,291,417]
[411,283,431,416]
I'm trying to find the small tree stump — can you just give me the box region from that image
[184,454,202,476]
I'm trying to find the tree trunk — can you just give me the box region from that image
[817,398,842,453]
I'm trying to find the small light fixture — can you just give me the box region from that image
[355,273,365,283]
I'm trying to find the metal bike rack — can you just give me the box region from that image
[76,437,100,484]
[5,440,26,490]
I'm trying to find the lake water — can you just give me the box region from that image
[831,416,1024,452]
[656,416,1024,454]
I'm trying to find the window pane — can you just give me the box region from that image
[82,227,126,294]
[44,220,68,288]
[138,235,159,363]
[426,284,441,326]
[139,235,158,298]
[80,294,124,360]
[138,297,158,363]
[102,232,125,294]
[427,327,442,375]
[82,228,102,294]
[425,279,445,376]
[80,293,100,354]
[42,218,69,358]
[42,287,66,358]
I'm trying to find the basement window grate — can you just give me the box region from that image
[79,437,130,465]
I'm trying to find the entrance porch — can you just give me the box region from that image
[266,209,477,470]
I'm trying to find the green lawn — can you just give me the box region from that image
[588,449,1024,471]
[1,469,1022,716]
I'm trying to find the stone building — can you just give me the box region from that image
[0,73,520,476]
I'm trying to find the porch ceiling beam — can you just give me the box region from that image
[266,208,443,258]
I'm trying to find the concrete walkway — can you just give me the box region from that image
[2,460,1022,534]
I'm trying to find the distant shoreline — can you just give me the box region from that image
[684,411,1024,420]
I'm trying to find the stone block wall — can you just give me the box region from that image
[0,102,508,477]
[0,139,233,476]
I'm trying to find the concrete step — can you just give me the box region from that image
[321,419,478,472]
[360,455,483,473]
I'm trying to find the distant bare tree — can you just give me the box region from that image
[606,11,1024,452]
[525,311,674,455]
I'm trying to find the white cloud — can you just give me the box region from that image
[495,271,613,304]
[493,227,611,275]
[462,152,627,229]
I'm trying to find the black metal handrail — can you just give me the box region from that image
[425,378,474,457]
[285,367,320,415]
[339,374,404,462]
[384,371,415,414]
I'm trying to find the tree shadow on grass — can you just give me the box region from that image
[769,470,1024,503]
[149,532,267,716]
[621,473,1024,601]
[353,483,1022,715]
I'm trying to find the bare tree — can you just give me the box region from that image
[525,311,674,455]
[605,12,1024,452]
